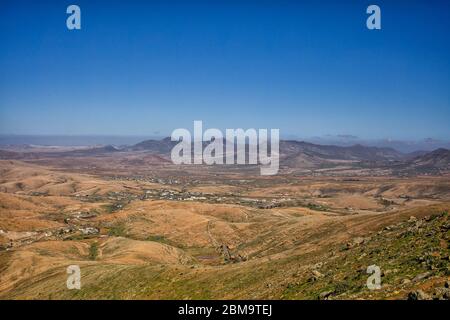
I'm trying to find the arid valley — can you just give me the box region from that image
[0,139,449,300]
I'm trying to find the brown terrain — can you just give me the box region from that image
[0,139,449,300]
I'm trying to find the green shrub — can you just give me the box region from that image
[89,242,99,260]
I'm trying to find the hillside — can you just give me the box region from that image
[394,148,450,175]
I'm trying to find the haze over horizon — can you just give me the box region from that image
[1,0,449,140]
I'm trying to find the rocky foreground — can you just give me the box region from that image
[283,211,450,300]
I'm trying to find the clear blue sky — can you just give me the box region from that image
[1,0,449,139]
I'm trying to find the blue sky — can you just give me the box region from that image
[0,0,449,140]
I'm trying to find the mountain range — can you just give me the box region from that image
[1,138,449,175]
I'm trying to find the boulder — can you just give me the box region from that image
[412,272,431,282]
[433,287,450,300]
[318,290,334,300]
[407,290,430,300]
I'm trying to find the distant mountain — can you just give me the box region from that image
[125,138,407,170]
[403,150,429,160]
[1,138,448,175]
[129,138,403,160]
[128,137,176,153]
[280,140,403,161]
[393,148,450,175]
[303,136,450,153]
[410,148,450,169]
[62,145,121,156]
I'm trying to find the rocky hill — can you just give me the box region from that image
[282,211,450,300]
